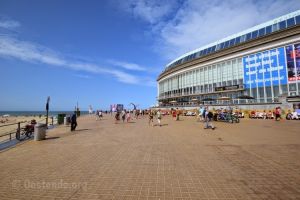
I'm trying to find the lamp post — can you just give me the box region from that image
[46,96,50,128]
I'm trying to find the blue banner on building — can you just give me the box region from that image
[243,47,288,89]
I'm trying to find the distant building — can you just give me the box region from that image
[157,10,300,109]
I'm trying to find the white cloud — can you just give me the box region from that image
[155,0,300,59]
[73,74,91,79]
[119,0,178,24]
[107,59,146,71]
[0,35,152,85]
[0,19,20,29]
[122,0,300,61]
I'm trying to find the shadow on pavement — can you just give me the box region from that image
[74,129,91,132]
[154,124,168,126]
[45,136,60,140]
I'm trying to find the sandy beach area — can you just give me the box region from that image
[0,116,49,141]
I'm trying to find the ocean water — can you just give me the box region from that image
[0,111,89,117]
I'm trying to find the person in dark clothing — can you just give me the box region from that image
[71,112,77,131]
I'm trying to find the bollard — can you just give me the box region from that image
[51,117,53,125]
[16,122,20,140]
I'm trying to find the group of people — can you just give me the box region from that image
[171,106,215,130]
[249,107,283,121]
[148,109,162,127]
[114,109,133,123]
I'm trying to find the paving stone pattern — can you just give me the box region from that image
[0,115,300,200]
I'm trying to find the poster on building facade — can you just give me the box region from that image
[285,43,300,82]
[243,47,288,89]
[295,43,300,78]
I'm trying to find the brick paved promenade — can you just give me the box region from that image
[0,115,300,200]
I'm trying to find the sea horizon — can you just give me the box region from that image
[0,111,89,117]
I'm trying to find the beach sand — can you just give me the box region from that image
[0,116,50,141]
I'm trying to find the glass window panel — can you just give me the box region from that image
[258,87,265,101]
[289,83,297,91]
[209,84,212,92]
[272,23,279,32]
[251,30,258,39]
[203,49,207,55]
[258,28,265,37]
[220,42,225,49]
[246,33,252,41]
[252,88,257,99]
[225,40,230,48]
[241,35,246,42]
[207,47,211,54]
[229,38,235,46]
[296,15,300,25]
[279,20,286,30]
[273,86,279,98]
[286,16,296,27]
[235,36,241,44]
[281,84,288,95]
[211,45,216,52]
[238,78,243,85]
[265,25,272,34]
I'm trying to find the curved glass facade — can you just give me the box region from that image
[164,10,300,72]
[158,11,300,106]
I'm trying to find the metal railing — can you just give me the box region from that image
[0,117,56,142]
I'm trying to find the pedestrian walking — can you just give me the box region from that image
[121,109,126,123]
[172,109,176,120]
[204,109,215,130]
[176,108,180,121]
[157,109,162,127]
[126,111,131,122]
[95,110,99,120]
[199,106,204,121]
[115,112,120,124]
[71,111,77,131]
[148,110,154,126]
[275,107,281,121]
[98,110,103,120]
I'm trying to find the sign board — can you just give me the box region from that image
[215,85,239,92]
[243,47,288,89]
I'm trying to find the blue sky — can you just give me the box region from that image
[0,0,300,111]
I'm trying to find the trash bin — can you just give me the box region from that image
[34,123,47,141]
[64,116,70,125]
[57,113,66,125]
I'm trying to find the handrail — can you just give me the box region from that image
[0,117,56,141]
[0,121,27,128]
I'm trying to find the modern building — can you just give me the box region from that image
[157,10,300,109]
